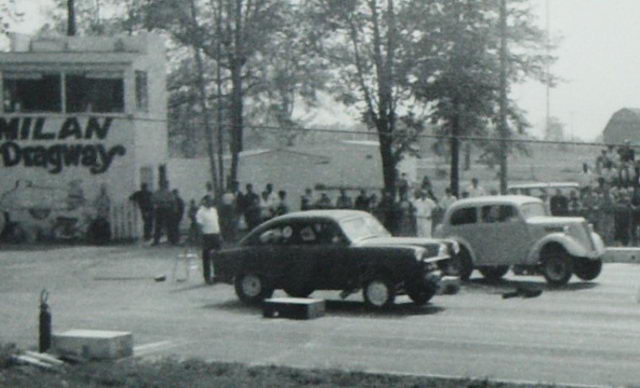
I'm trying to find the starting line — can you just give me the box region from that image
[602,247,640,264]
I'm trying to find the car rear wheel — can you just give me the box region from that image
[541,251,573,286]
[479,265,510,282]
[234,273,274,304]
[573,258,602,281]
[446,246,474,281]
[363,275,395,309]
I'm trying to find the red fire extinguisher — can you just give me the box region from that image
[39,289,51,353]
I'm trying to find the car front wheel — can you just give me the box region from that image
[446,246,474,281]
[234,273,274,304]
[573,258,602,281]
[541,251,573,286]
[407,282,437,306]
[363,275,395,309]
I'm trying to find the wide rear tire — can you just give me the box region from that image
[573,258,602,281]
[363,275,395,309]
[479,265,510,282]
[541,250,573,286]
[234,272,274,304]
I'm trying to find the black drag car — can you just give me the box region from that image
[213,210,458,309]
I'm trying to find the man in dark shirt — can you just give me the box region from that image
[550,189,569,216]
[354,189,370,211]
[241,184,261,231]
[129,183,154,241]
[170,189,185,245]
[618,139,635,187]
[335,189,353,209]
[152,182,176,246]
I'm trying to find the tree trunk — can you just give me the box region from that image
[464,142,471,171]
[450,107,460,197]
[67,0,76,36]
[228,0,244,186]
[498,0,509,194]
[229,59,243,186]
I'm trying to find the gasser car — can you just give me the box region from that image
[434,195,605,286]
[213,210,458,309]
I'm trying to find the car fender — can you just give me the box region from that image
[590,232,606,257]
[446,236,478,265]
[527,233,589,262]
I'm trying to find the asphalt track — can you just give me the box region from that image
[1,245,640,387]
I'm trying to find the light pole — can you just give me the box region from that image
[498,0,509,194]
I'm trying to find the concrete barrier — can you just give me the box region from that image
[602,247,640,264]
[52,329,133,360]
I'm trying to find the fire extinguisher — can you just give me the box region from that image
[39,289,51,353]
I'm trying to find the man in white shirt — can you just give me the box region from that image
[196,195,221,284]
[467,177,487,198]
[439,187,458,212]
[412,190,437,238]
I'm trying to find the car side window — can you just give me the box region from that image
[450,207,477,226]
[258,224,294,245]
[298,222,345,245]
[482,205,518,223]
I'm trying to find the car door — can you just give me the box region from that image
[297,220,355,290]
[447,206,484,263]
[476,205,530,265]
[246,221,299,279]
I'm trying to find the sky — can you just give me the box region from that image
[11,0,640,141]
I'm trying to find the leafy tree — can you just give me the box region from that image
[0,0,22,36]
[306,0,432,196]
[410,0,553,195]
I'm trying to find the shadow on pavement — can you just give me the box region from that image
[205,298,445,318]
[169,283,211,293]
[324,299,445,318]
[465,277,599,295]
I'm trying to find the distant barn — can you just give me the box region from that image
[603,108,640,145]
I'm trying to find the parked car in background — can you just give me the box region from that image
[434,195,605,286]
[214,210,458,309]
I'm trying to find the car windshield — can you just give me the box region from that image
[339,214,391,241]
[520,202,547,219]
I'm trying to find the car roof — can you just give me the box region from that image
[451,195,543,208]
[269,209,371,223]
[508,182,579,190]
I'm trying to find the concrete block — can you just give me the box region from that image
[52,329,133,360]
[263,298,325,320]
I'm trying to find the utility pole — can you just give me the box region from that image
[67,0,76,36]
[498,0,508,194]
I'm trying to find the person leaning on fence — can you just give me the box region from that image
[129,183,154,241]
[196,195,222,285]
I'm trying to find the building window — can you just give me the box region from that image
[65,71,124,113]
[3,72,62,113]
[135,70,148,111]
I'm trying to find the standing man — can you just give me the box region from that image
[335,189,353,209]
[412,190,437,238]
[354,189,370,211]
[151,181,175,246]
[243,184,261,231]
[439,187,457,212]
[196,195,221,284]
[300,188,314,210]
[129,183,153,242]
[170,189,185,244]
[467,177,486,198]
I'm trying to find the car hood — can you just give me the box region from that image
[356,236,455,258]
